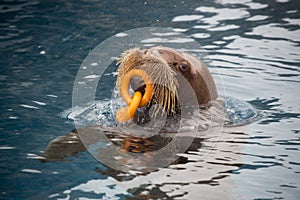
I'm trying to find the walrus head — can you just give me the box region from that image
[116,46,218,116]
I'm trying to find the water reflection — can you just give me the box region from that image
[43,125,248,199]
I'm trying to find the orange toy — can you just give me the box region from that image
[116,69,154,122]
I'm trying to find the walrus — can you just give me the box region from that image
[115,46,219,123]
[42,46,222,162]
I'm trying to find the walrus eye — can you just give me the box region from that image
[179,63,189,72]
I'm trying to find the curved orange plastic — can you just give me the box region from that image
[128,91,142,118]
[116,92,142,123]
[120,69,153,107]
[116,69,154,123]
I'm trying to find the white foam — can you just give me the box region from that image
[172,15,203,22]
[84,75,100,79]
[21,169,42,174]
[33,100,47,106]
[20,104,39,109]
[0,146,16,150]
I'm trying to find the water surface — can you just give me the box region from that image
[1,0,299,199]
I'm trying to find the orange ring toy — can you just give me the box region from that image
[120,69,153,107]
[116,69,154,123]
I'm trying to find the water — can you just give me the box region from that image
[1,0,299,199]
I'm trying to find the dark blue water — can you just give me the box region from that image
[1,0,299,199]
